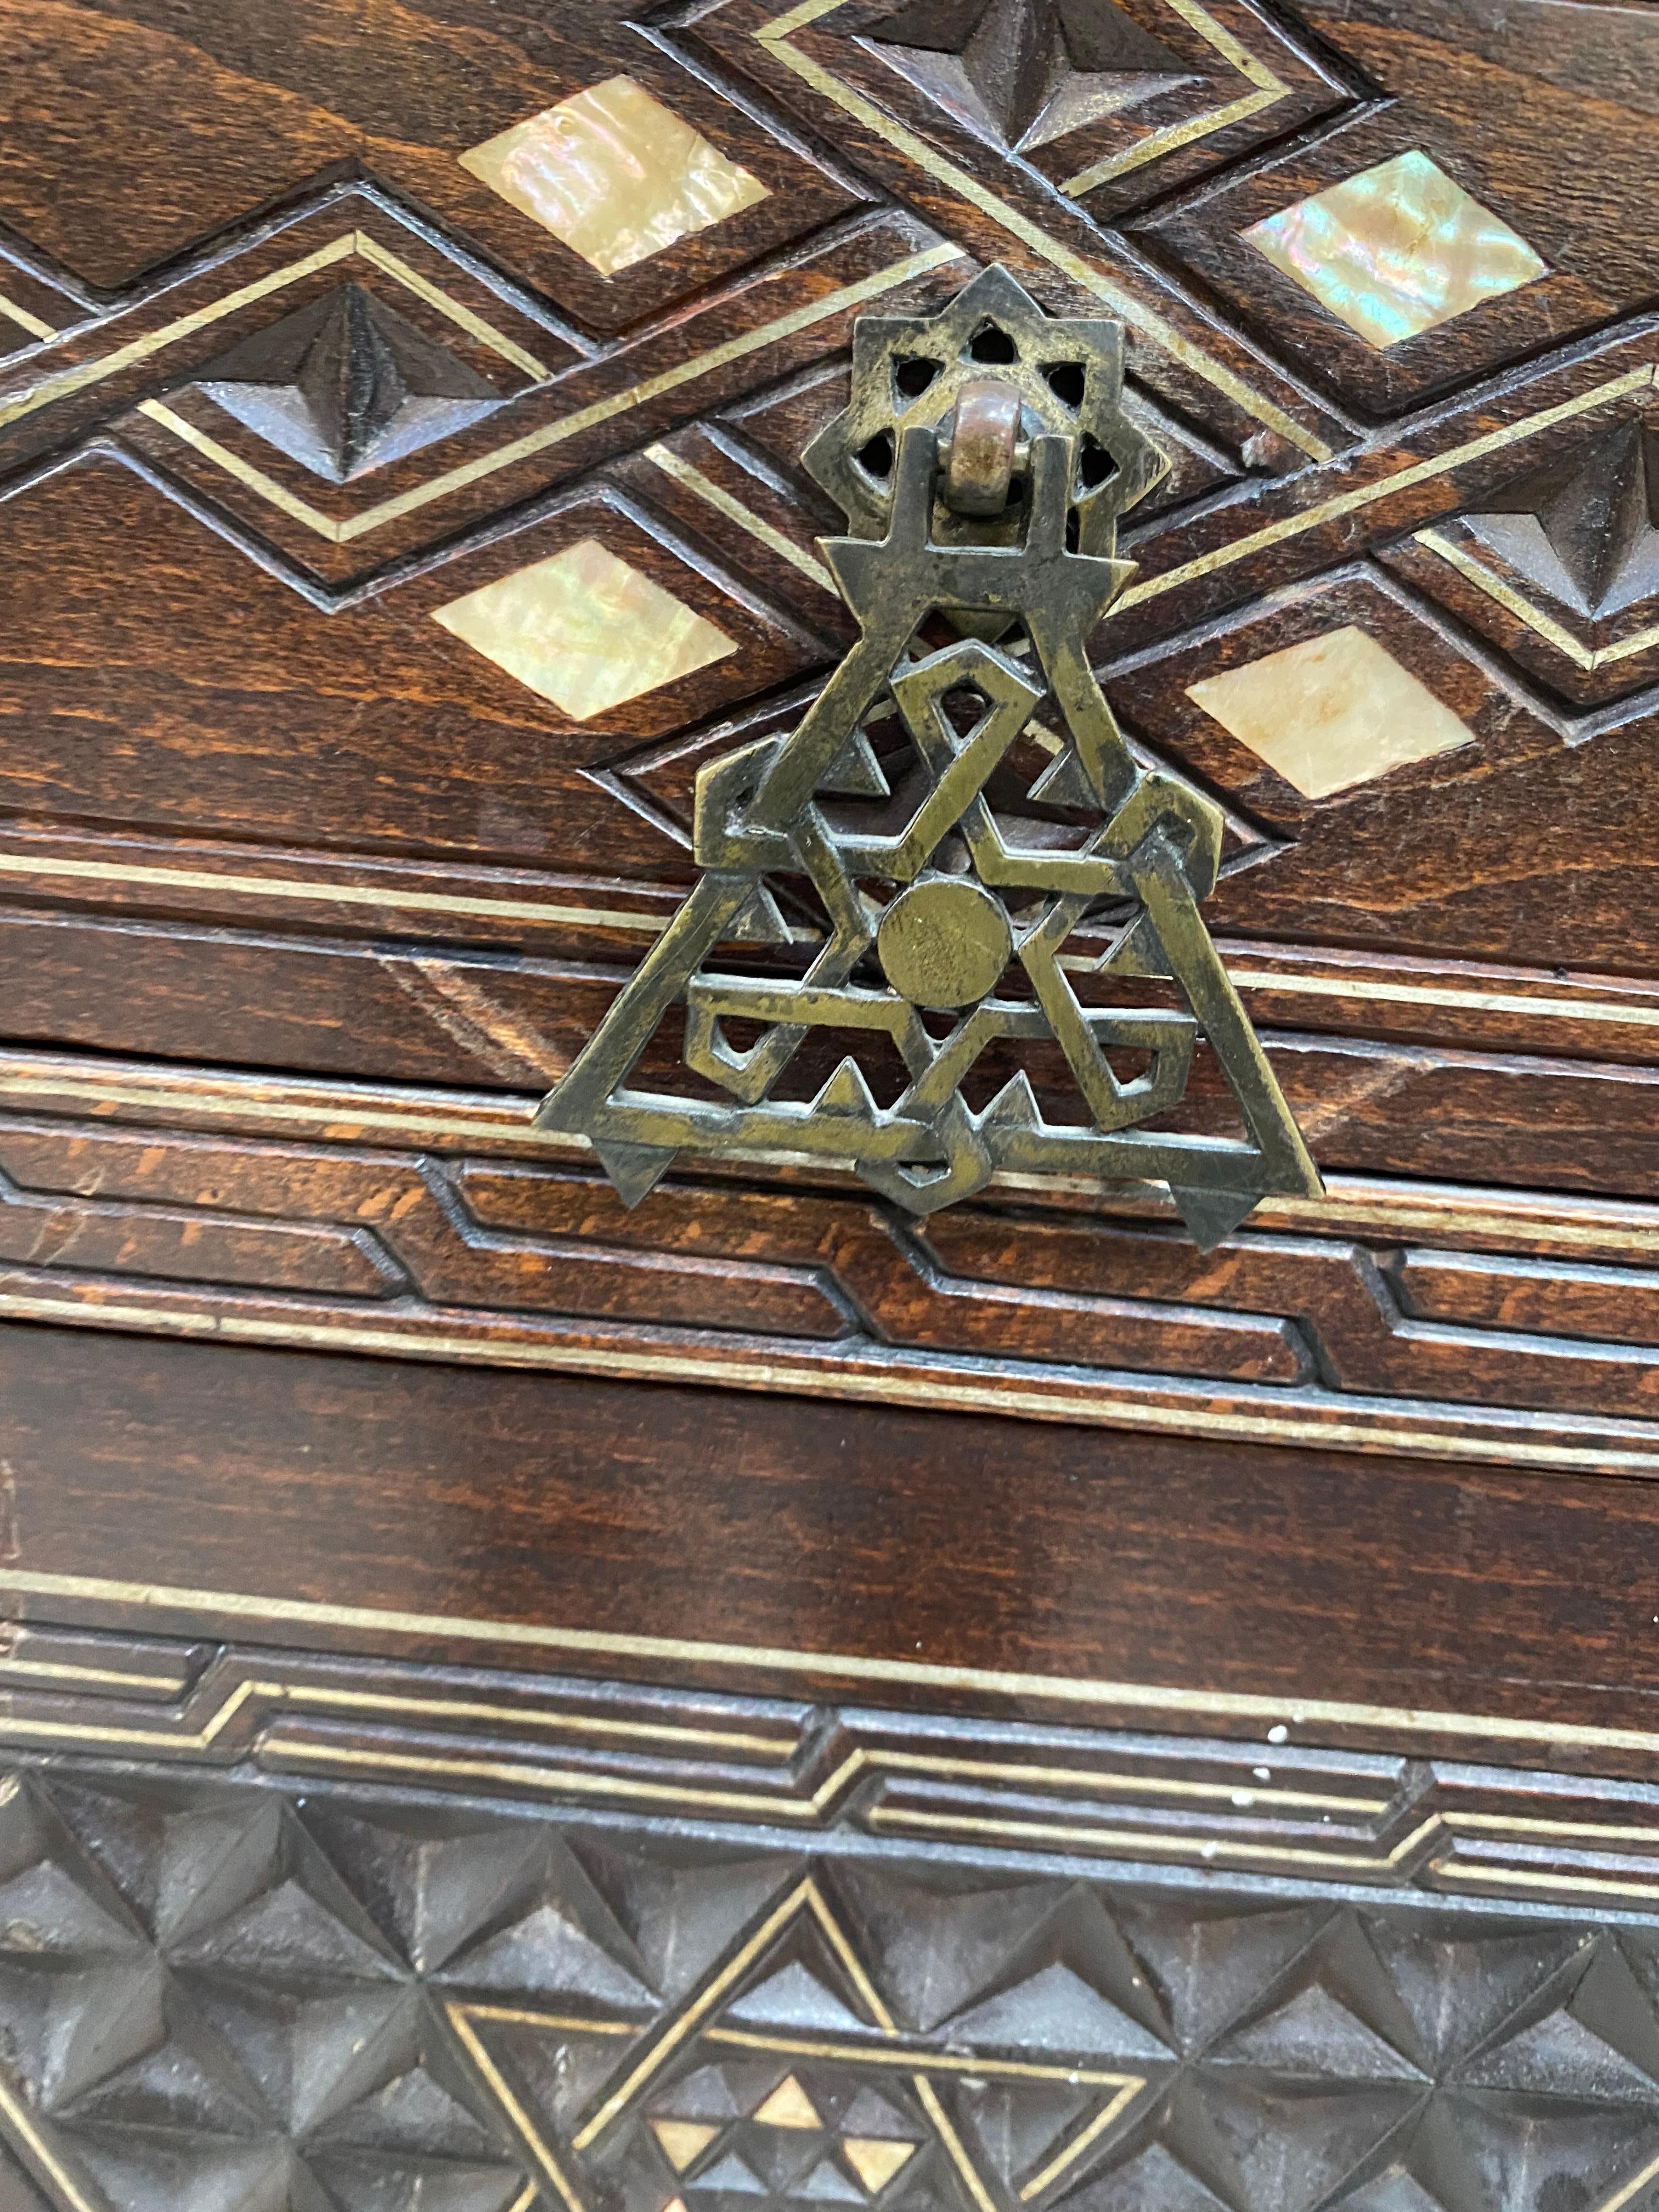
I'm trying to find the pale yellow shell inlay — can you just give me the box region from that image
[651,2120,721,2173]
[460,76,771,277]
[1242,149,1547,350]
[842,2139,918,2194]
[1184,624,1475,799]
[752,2074,824,2130]
[432,539,738,722]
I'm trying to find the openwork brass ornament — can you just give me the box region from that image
[539,267,1321,1247]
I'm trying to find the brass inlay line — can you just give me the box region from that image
[0,227,548,444]
[757,0,1329,460]
[446,1937,1141,2212]
[0,1668,796,1765]
[318,243,967,541]
[0,844,673,932]
[1416,523,1659,672]
[1415,525,1596,668]
[18,837,1659,1037]
[1444,1810,1659,1847]
[0,1655,191,1693]
[1062,0,1286,197]
[1118,363,1657,608]
[870,1804,1444,1875]
[448,2003,588,2212]
[258,1735,820,1817]
[10,1563,1659,1757]
[0,292,55,343]
[0,233,363,432]
[3,234,964,552]
[574,1881,863,2148]
[645,439,841,596]
[1432,1859,1659,1902]
[0,1287,1651,1471]
[0,2071,100,2212]
[273,1681,793,1757]
[27,841,1659,1032]
[349,230,552,379]
[1221,966,1659,1029]
[810,1743,1389,1815]
[1064,90,1278,198]
[702,2028,1135,2089]
[462,2010,639,2038]
[1018,2084,1143,2201]
[915,2075,998,2212]
[140,397,349,538]
[1600,2149,1659,2212]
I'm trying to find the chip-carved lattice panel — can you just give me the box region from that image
[7,1733,1659,2212]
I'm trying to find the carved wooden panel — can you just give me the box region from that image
[0,0,1656,1452]
[4,0,1659,2179]
[8,1640,1659,2212]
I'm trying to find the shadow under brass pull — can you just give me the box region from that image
[538,266,1321,1249]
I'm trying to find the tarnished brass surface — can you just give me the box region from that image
[537,266,1321,1246]
[940,376,1023,516]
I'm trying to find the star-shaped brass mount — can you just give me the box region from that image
[537,267,1320,1246]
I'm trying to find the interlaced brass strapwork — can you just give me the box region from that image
[538,266,1321,1247]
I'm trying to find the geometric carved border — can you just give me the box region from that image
[10,1732,1659,2211]
[6,1616,1659,1905]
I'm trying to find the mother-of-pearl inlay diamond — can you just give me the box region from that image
[1184,624,1475,799]
[1242,148,1547,349]
[460,77,770,277]
[433,540,738,721]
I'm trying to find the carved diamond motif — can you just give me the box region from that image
[460,79,770,277]
[8,1771,1659,2211]
[1242,149,1547,348]
[865,0,1192,152]
[432,543,738,721]
[195,282,503,482]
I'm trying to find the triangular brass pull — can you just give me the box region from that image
[540,268,1321,1242]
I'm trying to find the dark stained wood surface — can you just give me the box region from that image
[0,0,1657,1778]
[14,1319,1659,1763]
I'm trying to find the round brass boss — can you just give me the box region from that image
[877,878,1013,1010]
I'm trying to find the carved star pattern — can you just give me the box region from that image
[864,0,1196,150]
[1466,417,1659,620]
[11,1773,1659,2212]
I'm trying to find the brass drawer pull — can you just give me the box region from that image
[539,267,1320,1248]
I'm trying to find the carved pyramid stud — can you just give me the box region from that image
[866,0,1193,150]
[197,281,501,481]
[1467,417,1659,619]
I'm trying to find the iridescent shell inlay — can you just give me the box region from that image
[433,541,738,722]
[1242,149,1547,349]
[1185,625,1475,800]
[460,77,770,277]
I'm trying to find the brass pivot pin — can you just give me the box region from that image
[536,266,1321,1248]
[940,379,1024,515]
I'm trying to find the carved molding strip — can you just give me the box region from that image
[10,1623,1659,1901]
[0,1053,1650,1466]
[10,1587,1659,1790]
